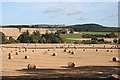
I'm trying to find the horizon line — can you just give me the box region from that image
[0,23,118,27]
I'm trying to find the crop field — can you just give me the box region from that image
[1,43,119,80]
[61,32,119,39]
[61,34,83,38]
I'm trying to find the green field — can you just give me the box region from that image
[60,32,119,39]
[64,39,76,43]
[61,34,83,38]
[82,32,111,35]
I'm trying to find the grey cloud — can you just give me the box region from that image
[49,15,58,18]
[44,8,63,13]
[66,10,82,16]
[100,14,118,21]
[78,16,90,21]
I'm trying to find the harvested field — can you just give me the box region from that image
[1,43,120,79]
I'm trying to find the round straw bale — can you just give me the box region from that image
[66,49,69,52]
[15,52,19,55]
[96,49,99,51]
[111,51,113,52]
[8,56,13,59]
[68,51,72,53]
[48,49,50,51]
[107,50,109,52]
[83,49,86,51]
[24,56,29,59]
[52,53,57,56]
[64,49,68,52]
[8,53,12,56]
[112,57,119,61]
[27,64,36,70]
[64,49,66,52]
[32,50,34,52]
[71,51,75,55]
[68,62,75,68]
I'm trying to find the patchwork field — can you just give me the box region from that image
[0,28,120,79]
[1,43,119,79]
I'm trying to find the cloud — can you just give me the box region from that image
[66,10,82,16]
[100,14,118,21]
[78,16,90,21]
[44,8,63,13]
[49,15,58,18]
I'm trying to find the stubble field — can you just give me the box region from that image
[1,43,119,79]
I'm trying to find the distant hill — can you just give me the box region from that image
[1,23,119,32]
[67,24,120,32]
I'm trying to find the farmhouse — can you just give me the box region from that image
[73,31,80,34]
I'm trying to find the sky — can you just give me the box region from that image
[1,1,119,27]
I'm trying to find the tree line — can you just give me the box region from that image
[82,32,118,38]
[0,30,65,44]
[74,38,120,44]
[0,31,120,44]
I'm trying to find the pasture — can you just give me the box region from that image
[60,32,119,39]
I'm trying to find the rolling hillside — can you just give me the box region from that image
[67,24,120,32]
[1,23,120,32]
